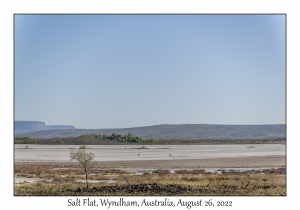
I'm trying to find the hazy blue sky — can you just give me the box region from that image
[14,14,286,129]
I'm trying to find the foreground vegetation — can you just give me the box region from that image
[14,133,286,145]
[14,163,286,196]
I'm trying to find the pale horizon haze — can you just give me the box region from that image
[14,14,286,129]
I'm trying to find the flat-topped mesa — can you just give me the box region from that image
[14,121,75,134]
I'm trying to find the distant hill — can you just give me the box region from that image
[14,121,75,134]
[14,124,286,140]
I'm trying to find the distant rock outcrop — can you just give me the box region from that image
[14,121,75,134]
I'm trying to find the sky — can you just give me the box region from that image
[14,14,286,129]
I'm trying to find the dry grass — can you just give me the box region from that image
[14,163,286,196]
[152,169,171,175]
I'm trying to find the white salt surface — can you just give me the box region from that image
[14,144,285,162]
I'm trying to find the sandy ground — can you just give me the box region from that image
[15,155,286,169]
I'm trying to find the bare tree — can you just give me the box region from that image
[70,146,96,190]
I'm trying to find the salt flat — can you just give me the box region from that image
[14,144,285,162]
